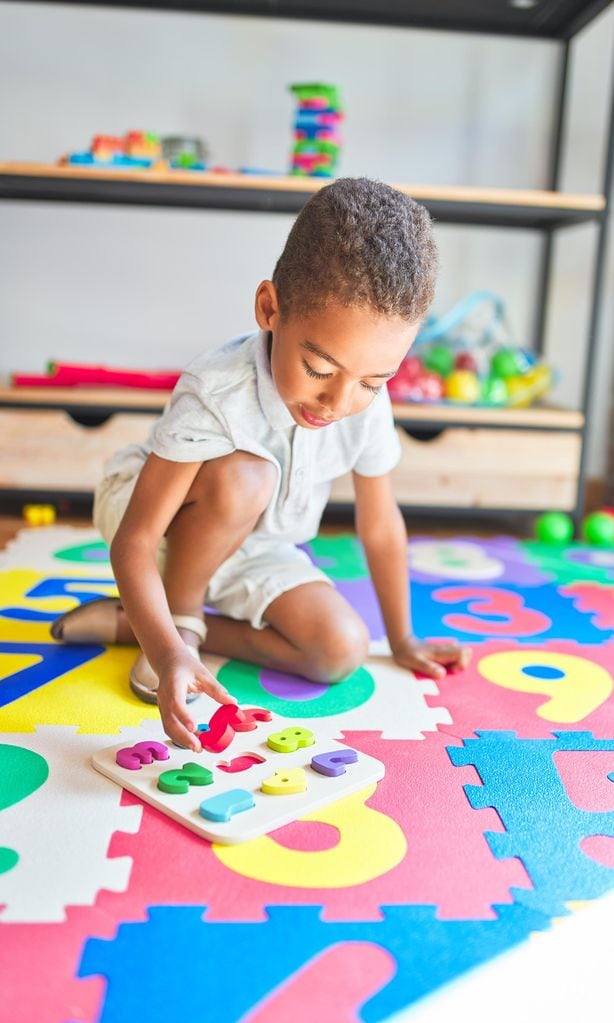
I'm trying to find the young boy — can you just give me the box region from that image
[52,177,469,751]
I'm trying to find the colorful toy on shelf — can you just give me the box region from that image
[387,291,555,408]
[534,511,574,545]
[59,131,209,172]
[289,84,343,177]
[22,504,56,526]
[581,511,614,548]
[161,135,209,171]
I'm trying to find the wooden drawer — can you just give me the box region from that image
[329,426,582,510]
[0,409,156,492]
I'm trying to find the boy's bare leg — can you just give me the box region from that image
[111,450,277,647]
[110,450,369,681]
[202,582,370,682]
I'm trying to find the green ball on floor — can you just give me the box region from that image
[534,511,574,545]
[581,511,614,547]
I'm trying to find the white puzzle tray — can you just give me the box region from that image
[92,705,385,844]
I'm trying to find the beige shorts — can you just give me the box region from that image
[93,470,333,630]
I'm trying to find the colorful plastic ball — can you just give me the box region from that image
[423,345,455,378]
[455,350,478,374]
[482,375,508,405]
[491,348,525,379]
[535,511,574,545]
[414,371,445,401]
[581,511,614,548]
[444,369,481,403]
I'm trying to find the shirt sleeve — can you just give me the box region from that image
[150,373,236,463]
[351,386,402,477]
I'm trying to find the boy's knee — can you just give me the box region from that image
[307,617,370,683]
[194,451,277,524]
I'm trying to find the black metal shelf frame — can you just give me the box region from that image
[10,0,614,40]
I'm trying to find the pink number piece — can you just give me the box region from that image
[116,740,170,771]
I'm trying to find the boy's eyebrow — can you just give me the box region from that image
[301,340,397,378]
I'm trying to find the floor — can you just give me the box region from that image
[1,516,613,1022]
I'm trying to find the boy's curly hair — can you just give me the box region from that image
[272,177,438,322]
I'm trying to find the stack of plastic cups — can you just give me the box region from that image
[289,83,343,177]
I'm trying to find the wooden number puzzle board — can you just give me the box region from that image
[92,711,385,844]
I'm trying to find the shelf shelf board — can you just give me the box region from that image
[0,386,585,431]
[12,0,612,40]
[0,164,606,229]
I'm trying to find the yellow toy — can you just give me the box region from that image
[22,504,56,526]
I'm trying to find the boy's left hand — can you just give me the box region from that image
[392,634,472,680]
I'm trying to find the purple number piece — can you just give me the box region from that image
[311,748,359,778]
[116,740,170,771]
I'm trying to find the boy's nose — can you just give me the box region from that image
[317,381,353,419]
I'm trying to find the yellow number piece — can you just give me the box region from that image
[213,784,407,888]
[267,727,315,753]
[478,649,613,722]
[261,768,307,795]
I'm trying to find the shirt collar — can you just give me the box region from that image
[255,329,296,431]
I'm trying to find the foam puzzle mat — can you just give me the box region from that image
[0,526,613,1021]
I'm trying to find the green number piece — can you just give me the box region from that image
[0,744,49,876]
[157,762,213,795]
[267,727,315,753]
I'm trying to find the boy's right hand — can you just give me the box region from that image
[156,649,236,752]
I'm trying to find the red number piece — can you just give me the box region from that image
[199,704,272,753]
[233,707,272,731]
[436,586,550,636]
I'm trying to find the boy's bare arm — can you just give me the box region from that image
[110,453,232,746]
[352,471,471,678]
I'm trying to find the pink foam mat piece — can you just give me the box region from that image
[247,942,396,1022]
[0,905,113,1023]
[560,583,614,631]
[423,639,614,740]
[99,730,530,925]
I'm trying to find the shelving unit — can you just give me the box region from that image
[1,0,612,523]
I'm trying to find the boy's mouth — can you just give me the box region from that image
[299,404,336,428]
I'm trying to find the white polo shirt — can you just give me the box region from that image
[103,329,401,545]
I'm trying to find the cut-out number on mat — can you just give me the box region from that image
[478,650,613,723]
[435,587,550,636]
[0,744,49,874]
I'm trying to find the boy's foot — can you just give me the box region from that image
[50,597,133,644]
[129,614,207,706]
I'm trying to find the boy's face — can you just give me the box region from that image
[255,281,420,429]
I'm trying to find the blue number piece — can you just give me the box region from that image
[199,788,255,823]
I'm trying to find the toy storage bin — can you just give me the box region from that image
[0,409,156,492]
[329,425,582,510]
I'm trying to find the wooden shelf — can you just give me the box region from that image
[0,385,585,431]
[0,164,606,229]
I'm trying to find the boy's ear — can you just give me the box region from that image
[254,280,281,331]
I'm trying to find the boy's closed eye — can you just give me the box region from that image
[302,358,383,394]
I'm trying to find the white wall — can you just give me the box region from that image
[0,2,612,475]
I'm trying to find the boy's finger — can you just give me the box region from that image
[192,669,234,704]
[166,712,202,753]
[414,656,446,680]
